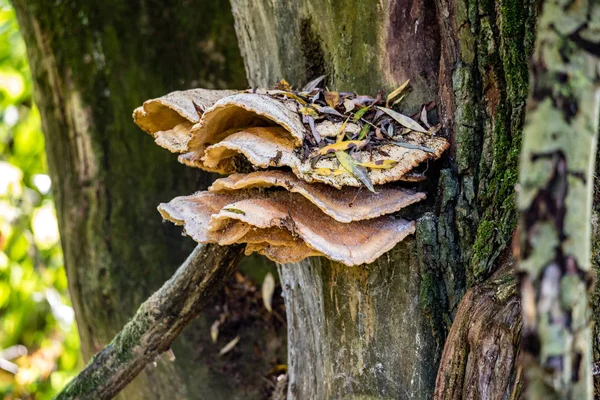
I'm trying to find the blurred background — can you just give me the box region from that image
[0,0,81,398]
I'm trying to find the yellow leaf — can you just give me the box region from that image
[300,106,319,118]
[335,151,376,193]
[316,140,367,156]
[386,79,410,107]
[358,160,399,169]
[210,320,220,343]
[336,118,349,142]
[267,90,307,105]
[324,91,340,108]
[276,79,292,91]
[313,167,345,176]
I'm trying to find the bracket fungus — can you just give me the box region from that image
[135,80,449,266]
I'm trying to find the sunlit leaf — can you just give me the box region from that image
[343,98,355,113]
[377,106,429,133]
[358,159,398,169]
[210,320,220,343]
[313,167,345,176]
[300,106,319,118]
[335,118,349,142]
[262,272,275,313]
[335,151,376,193]
[219,336,240,356]
[324,91,340,108]
[274,79,292,91]
[316,140,367,156]
[386,79,410,107]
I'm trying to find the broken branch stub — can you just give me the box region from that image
[135,82,449,265]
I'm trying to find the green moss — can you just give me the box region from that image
[466,0,535,284]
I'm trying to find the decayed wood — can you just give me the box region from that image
[434,262,522,399]
[516,0,600,398]
[54,244,244,400]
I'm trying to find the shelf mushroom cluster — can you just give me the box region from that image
[133,87,449,266]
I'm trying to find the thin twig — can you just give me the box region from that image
[54,243,245,400]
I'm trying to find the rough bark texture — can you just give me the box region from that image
[55,244,244,400]
[229,0,536,398]
[434,260,522,399]
[13,1,284,399]
[516,0,600,397]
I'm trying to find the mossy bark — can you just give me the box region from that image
[13,1,284,399]
[230,0,535,398]
[516,0,600,397]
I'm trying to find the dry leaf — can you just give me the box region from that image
[335,118,349,142]
[300,106,319,118]
[343,98,355,113]
[358,160,399,169]
[420,105,432,129]
[262,272,275,313]
[377,106,428,134]
[390,140,435,153]
[210,320,220,343]
[335,151,376,193]
[386,80,410,107]
[324,91,340,108]
[219,336,240,356]
[316,140,366,156]
[302,75,326,92]
[313,167,345,176]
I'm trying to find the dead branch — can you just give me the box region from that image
[54,243,245,400]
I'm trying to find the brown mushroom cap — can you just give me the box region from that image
[158,190,303,248]
[209,170,426,223]
[201,126,448,187]
[187,93,306,151]
[208,192,416,266]
[133,89,236,153]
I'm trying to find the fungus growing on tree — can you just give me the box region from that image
[134,80,449,265]
[133,89,235,153]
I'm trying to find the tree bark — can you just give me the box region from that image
[229,0,536,398]
[516,0,600,397]
[13,1,284,399]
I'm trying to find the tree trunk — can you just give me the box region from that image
[229,0,536,398]
[12,1,285,399]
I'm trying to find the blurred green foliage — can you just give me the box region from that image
[0,1,81,398]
